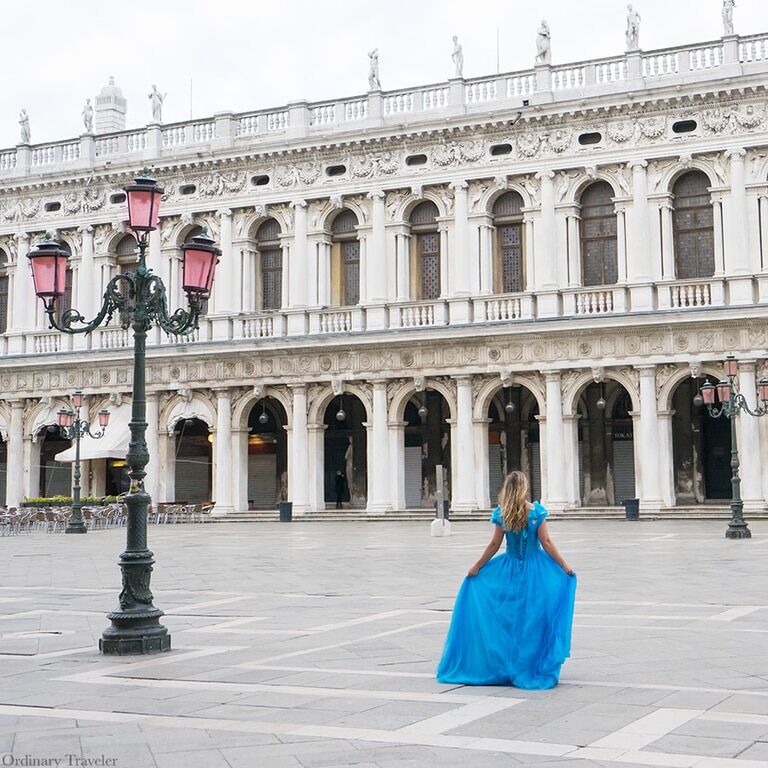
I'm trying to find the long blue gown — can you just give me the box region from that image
[436,502,576,689]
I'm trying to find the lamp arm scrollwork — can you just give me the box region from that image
[44,274,132,335]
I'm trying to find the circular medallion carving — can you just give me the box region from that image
[401,352,414,367]
[319,356,332,372]
[488,348,501,362]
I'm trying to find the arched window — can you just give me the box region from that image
[256,219,282,310]
[410,201,440,300]
[672,171,715,279]
[579,182,618,286]
[0,249,8,334]
[492,192,524,293]
[331,209,359,306]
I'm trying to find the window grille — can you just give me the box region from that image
[672,171,715,279]
[579,182,618,286]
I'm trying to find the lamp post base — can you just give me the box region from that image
[725,524,752,539]
[100,610,171,655]
[65,521,88,534]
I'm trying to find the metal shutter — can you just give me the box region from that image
[530,443,542,502]
[248,454,277,509]
[43,463,71,497]
[488,444,503,506]
[175,458,210,503]
[612,440,636,504]
[404,446,422,508]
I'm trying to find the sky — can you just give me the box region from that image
[0,0,765,148]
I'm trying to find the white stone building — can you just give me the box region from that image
[1,26,768,517]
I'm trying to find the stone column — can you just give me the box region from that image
[451,376,476,511]
[390,420,407,509]
[307,424,326,512]
[450,181,470,296]
[289,200,308,307]
[636,366,663,511]
[535,172,559,317]
[562,415,580,505]
[725,149,753,305]
[367,191,387,302]
[6,400,25,506]
[656,410,676,507]
[286,200,308,336]
[232,427,249,513]
[544,372,567,509]
[628,161,654,311]
[394,228,410,301]
[8,233,31,353]
[288,386,311,514]
[144,393,160,507]
[737,362,763,511]
[213,389,233,515]
[615,203,628,284]
[77,226,96,320]
[475,216,493,295]
[366,381,392,512]
[212,210,234,333]
[659,199,675,279]
[473,416,491,509]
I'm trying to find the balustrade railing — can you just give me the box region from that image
[1,32,765,177]
[563,286,627,316]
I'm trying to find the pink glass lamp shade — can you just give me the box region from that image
[700,382,716,405]
[57,408,75,428]
[72,390,84,409]
[124,173,164,232]
[716,379,732,403]
[181,232,221,298]
[98,409,110,428]
[27,239,70,298]
[723,354,738,379]
[758,379,768,404]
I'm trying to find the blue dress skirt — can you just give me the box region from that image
[436,502,576,689]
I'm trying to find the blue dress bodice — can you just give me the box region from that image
[490,502,548,564]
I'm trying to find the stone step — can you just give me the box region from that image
[214,506,766,523]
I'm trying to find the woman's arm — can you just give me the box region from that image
[537,521,574,575]
[468,526,505,576]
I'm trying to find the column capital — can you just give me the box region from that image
[213,387,233,398]
[634,364,657,375]
[628,159,648,171]
[290,199,307,210]
[216,208,232,219]
[288,383,307,394]
[543,370,561,383]
[453,374,473,384]
[367,379,389,388]
[449,180,469,192]
[535,170,555,182]
[366,189,385,201]
[737,359,757,372]
[77,224,94,235]
[16,232,29,243]
[726,147,747,161]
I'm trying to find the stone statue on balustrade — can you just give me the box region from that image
[535,21,551,65]
[722,0,735,36]
[452,36,464,78]
[19,109,30,144]
[82,98,93,134]
[148,84,166,124]
[368,49,381,90]
[626,4,641,50]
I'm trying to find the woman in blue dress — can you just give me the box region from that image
[437,470,576,689]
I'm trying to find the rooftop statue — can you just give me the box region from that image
[368,49,381,91]
[722,0,735,36]
[19,109,30,144]
[452,36,464,78]
[82,98,93,134]
[536,20,551,65]
[626,4,641,50]
[148,84,166,124]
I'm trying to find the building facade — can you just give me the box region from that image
[1,29,768,515]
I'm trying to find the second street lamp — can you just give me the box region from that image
[28,170,220,655]
[58,391,110,534]
[699,354,768,540]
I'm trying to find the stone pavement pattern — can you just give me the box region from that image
[0,519,767,768]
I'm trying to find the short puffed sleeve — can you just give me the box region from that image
[529,501,549,528]
[490,507,503,526]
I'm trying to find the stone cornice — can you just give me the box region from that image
[2,314,766,399]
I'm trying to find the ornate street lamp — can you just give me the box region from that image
[698,355,768,540]
[28,170,220,655]
[57,391,110,534]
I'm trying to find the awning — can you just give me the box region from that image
[55,405,131,463]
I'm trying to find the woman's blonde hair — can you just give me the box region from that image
[498,470,529,532]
